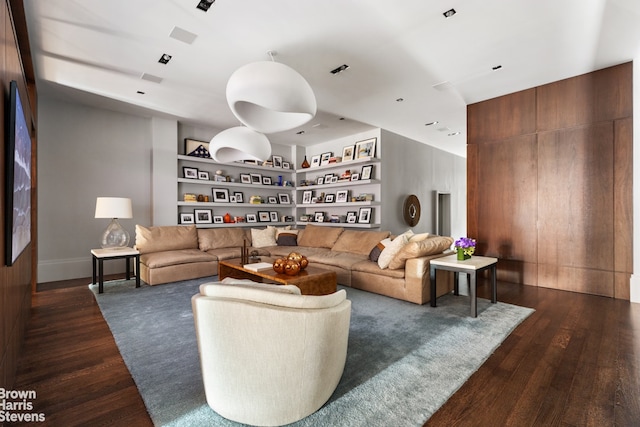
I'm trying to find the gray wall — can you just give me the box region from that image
[380,130,466,237]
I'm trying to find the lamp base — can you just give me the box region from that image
[101,218,130,249]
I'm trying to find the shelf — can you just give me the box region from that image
[179,155,294,173]
[296,201,379,208]
[296,179,379,191]
[193,222,295,229]
[178,202,294,208]
[295,221,380,229]
[295,156,379,173]
[179,178,295,191]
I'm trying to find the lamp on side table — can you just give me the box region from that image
[94,197,132,249]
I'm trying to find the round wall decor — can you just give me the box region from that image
[403,194,421,227]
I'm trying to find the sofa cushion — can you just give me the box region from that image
[297,224,344,248]
[198,228,247,251]
[388,236,454,269]
[331,230,390,256]
[315,250,368,270]
[351,260,406,278]
[377,232,411,269]
[369,239,389,262]
[135,224,198,254]
[140,249,216,268]
[276,229,298,246]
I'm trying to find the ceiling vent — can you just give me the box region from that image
[140,73,163,84]
[196,0,215,12]
[330,64,349,75]
[169,26,197,45]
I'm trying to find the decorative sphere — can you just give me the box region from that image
[284,259,301,276]
[299,256,309,270]
[272,258,285,274]
[287,252,303,262]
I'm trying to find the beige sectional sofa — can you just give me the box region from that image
[134,223,454,305]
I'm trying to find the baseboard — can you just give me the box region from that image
[38,256,127,283]
[630,274,640,304]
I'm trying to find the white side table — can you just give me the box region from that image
[91,248,140,294]
[429,254,498,317]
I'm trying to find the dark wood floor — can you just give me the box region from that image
[10,277,640,426]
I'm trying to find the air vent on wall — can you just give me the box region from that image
[170,26,198,44]
[140,73,163,84]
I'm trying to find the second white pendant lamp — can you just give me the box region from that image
[226,59,317,134]
[209,126,272,163]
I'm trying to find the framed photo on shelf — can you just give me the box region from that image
[180,213,194,224]
[268,196,278,204]
[240,174,251,184]
[212,188,230,203]
[350,173,359,181]
[213,215,224,224]
[258,211,270,222]
[262,176,272,185]
[250,173,262,184]
[246,213,257,223]
[185,138,211,158]
[269,211,279,222]
[194,209,213,224]
[310,155,321,168]
[336,190,349,203]
[361,165,373,180]
[234,192,244,203]
[331,176,339,183]
[317,176,325,185]
[320,152,333,166]
[358,207,372,224]
[230,196,236,203]
[342,145,355,161]
[355,137,376,159]
[324,174,334,183]
[314,212,324,222]
[282,161,290,169]
[198,171,210,180]
[278,193,291,204]
[346,211,357,223]
[272,155,283,168]
[183,167,198,179]
[302,190,313,204]
[324,194,335,203]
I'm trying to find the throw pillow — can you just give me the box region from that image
[409,232,430,242]
[369,238,390,262]
[297,224,344,248]
[377,233,411,269]
[332,230,390,256]
[198,227,246,251]
[387,236,454,269]
[276,229,299,246]
[250,227,277,248]
[134,224,198,254]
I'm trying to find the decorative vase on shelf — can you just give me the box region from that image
[457,249,471,260]
[301,156,310,168]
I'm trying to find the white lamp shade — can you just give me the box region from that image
[226,61,317,134]
[210,127,272,163]
[95,197,133,219]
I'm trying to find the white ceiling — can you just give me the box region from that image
[22,0,640,157]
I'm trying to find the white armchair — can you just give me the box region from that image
[191,280,351,426]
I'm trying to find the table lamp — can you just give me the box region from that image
[95,197,133,249]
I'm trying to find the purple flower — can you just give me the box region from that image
[455,237,476,255]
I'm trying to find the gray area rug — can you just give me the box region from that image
[90,278,534,427]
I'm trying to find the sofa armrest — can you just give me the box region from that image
[405,250,454,304]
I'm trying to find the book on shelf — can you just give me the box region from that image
[243,262,273,272]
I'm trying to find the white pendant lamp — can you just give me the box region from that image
[226,59,316,134]
[210,126,272,163]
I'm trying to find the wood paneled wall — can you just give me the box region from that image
[1,0,37,389]
[467,62,633,299]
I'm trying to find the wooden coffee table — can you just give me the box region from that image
[218,258,337,296]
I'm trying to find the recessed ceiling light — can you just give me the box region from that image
[158,54,172,64]
[296,130,305,135]
[339,117,345,121]
[330,64,349,75]
[448,132,461,136]
[425,121,439,126]
[137,91,145,95]
[492,65,502,71]
[196,0,215,12]
[396,98,404,102]
[443,8,456,18]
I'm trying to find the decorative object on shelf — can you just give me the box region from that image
[278,193,290,204]
[185,138,211,158]
[212,188,230,203]
[336,190,349,203]
[209,126,271,163]
[355,137,377,159]
[246,213,257,223]
[184,193,197,202]
[94,197,133,249]
[358,207,372,224]
[198,171,210,180]
[183,167,198,179]
[310,155,321,167]
[213,215,224,224]
[272,155,283,168]
[361,164,373,180]
[346,211,357,223]
[342,145,355,161]
[194,209,213,224]
[403,194,421,227]
[320,152,332,166]
[455,237,476,260]
[226,51,317,133]
[301,156,310,168]
[234,192,244,203]
[250,195,263,204]
[179,213,194,224]
[223,213,233,223]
